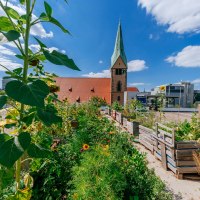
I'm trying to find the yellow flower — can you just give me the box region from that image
[83,144,90,151]
[102,145,109,151]
[160,86,166,91]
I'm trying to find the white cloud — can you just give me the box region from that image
[129,82,146,86]
[99,60,103,64]
[192,79,200,84]
[166,46,200,67]
[83,59,148,78]
[191,78,200,89]
[138,0,200,34]
[0,0,53,38]
[82,70,110,78]
[0,46,16,56]
[0,45,21,71]
[127,60,148,72]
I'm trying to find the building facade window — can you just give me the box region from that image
[117,96,120,101]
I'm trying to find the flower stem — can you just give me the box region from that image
[15,0,32,191]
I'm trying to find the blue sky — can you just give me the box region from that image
[0,0,200,91]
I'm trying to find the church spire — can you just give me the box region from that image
[111,21,127,67]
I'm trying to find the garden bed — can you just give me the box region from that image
[139,123,200,180]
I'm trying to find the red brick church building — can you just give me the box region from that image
[55,23,138,105]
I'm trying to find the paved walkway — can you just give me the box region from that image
[105,114,200,200]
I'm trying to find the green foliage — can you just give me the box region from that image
[89,96,107,107]
[174,114,200,141]
[5,80,50,108]
[0,0,79,196]
[0,132,31,168]
[2,30,20,42]
[112,101,123,111]
[0,16,13,31]
[0,95,7,109]
[67,103,172,200]
[124,99,144,119]
[0,166,15,198]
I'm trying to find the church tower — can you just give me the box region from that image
[111,22,127,105]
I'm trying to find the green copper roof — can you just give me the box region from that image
[111,22,127,67]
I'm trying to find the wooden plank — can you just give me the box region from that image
[139,129,151,135]
[176,149,196,159]
[184,174,200,180]
[176,142,200,149]
[158,129,172,138]
[176,156,194,161]
[140,139,154,152]
[167,162,177,174]
[161,142,167,170]
[167,156,176,168]
[139,125,153,133]
[177,167,198,174]
[152,134,174,148]
[155,152,177,172]
[155,148,173,158]
[177,160,196,167]
[140,136,155,145]
[154,151,162,161]
[157,122,173,132]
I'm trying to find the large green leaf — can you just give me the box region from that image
[0,95,7,109]
[37,107,62,126]
[20,0,25,4]
[18,132,31,150]
[0,132,31,168]
[34,37,47,48]
[49,17,70,34]
[0,133,11,148]
[2,30,20,42]
[43,50,80,71]
[27,143,50,158]
[0,17,13,31]
[5,7,20,20]
[5,80,49,108]
[44,1,52,17]
[22,112,36,126]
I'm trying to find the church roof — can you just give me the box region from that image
[111,22,127,67]
[55,77,111,104]
[127,87,139,92]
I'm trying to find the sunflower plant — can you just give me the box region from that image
[0,0,80,193]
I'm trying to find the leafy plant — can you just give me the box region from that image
[0,0,79,193]
[112,101,123,111]
[175,114,200,141]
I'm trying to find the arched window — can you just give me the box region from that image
[117,81,122,92]
[117,96,120,101]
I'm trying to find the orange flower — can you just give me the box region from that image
[83,144,90,151]
[109,131,114,135]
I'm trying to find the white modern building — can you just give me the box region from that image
[151,82,194,108]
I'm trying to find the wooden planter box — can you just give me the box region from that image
[127,120,139,135]
[175,141,200,179]
[116,112,123,124]
[139,123,200,180]
[111,110,116,120]
[108,107,111,116]
[123,117,128,129]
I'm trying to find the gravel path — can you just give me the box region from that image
[135,143,200,200]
